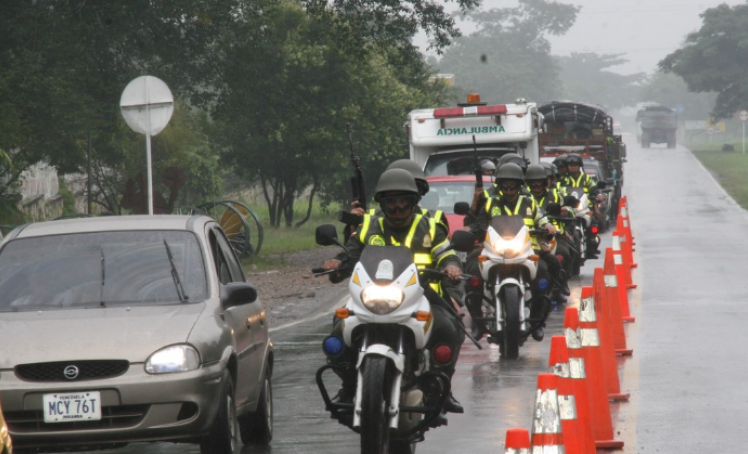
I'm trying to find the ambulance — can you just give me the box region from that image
[406,94,543,232]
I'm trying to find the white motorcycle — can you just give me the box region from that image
[475,215,551,359]
[313,225,474,454]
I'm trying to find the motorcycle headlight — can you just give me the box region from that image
[145,344,200,374]
[361,285,405,315]
[493,234,527,258]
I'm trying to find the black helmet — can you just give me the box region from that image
[386,159,429,195]
[540,162,555,179]
[480,159,497,172]
[374,168,420,201]
[526,164,547,182]
[495,163,525,183]
[566,153,583,166]
[498,153,528,173]
[552,154,568,168]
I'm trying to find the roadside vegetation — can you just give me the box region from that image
[689,141,748,208]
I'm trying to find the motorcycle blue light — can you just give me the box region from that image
[537,278,550,291]
[322,336,344,356]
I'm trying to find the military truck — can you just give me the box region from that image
[537,101,626,219]
[636,105,677,148]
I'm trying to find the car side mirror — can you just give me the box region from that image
[453,202,470,216]
[221,282,258,308]
[315,224,339,246]
[450,230,476,253]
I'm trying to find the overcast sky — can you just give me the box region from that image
[418,0,746,75]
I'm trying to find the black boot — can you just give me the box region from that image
[443,394,464,414]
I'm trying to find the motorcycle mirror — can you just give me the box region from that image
[453,202,470,216]
[546,202,562,216]
[450,230,476,253]
[606,178,615,186]
[596,180,607,189]
[315,224,340,247]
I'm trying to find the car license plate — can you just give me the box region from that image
[457,251,467,262]
[43,391,102,423]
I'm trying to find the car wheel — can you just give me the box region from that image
[200,371,237,454]
[239,368,273,445]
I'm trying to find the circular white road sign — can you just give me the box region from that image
[707,127,715,135]
[739,110,748,122]
[120,76,174,136]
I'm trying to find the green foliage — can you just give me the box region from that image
[691,145,748,208]
[659,3,748,119]
[557,53,645,109]
[436,0,579,103]
[214,0,452,227]
[58,179,79,217]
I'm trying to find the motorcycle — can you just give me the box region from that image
[455,203,553,359]
[312,224,475,454]
[561,185,601,274]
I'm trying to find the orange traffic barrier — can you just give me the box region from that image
[549,336,595,454]
[505,428,531,454]
[565,307,624,450]
[604,246,635,325]
[617,196,634,243]
[612,231,636,290]
[530,374,565,453]
[586,283,631,402]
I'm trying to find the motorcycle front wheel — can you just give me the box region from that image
[501,285,521,359]
[361,356,390,454]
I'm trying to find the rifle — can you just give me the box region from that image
[338,123,367,226]
[473,135,483,189]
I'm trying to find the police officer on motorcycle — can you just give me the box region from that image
[562,153,602,258]
[322,168,466,415]
[464,162,557,341]
[526,164,573,303]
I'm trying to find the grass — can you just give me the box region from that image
[238,199,341,271]
[688,139,748,208]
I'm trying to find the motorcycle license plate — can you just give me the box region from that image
[43,391,102,423]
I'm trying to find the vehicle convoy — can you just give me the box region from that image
[538,101,625,218]
[313,224,474,454]
[636,104,678,148]
[0,215,272,454]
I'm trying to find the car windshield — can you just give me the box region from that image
[420,181,479,214]
[0,230,208,311]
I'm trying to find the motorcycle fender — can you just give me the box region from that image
[355,344,405,372]
[493,280,527,331]
[352,345,405,429]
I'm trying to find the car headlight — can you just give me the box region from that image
[145,344,200,374]
[361,285,404,315]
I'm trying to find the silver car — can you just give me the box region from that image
[0,215,273,453]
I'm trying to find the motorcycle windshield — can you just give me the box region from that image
[359,245,414,285]
[490,216,526,240]
[563,186,585,200]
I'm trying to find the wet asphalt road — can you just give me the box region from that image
[60,136,748,454]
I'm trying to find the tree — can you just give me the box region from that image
[659,3,748,119]
[436,0,580,104]
[213,0,451,227]
[556,53,645,110]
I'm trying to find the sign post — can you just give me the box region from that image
[707,126,715,144]
[120,76,174,215]
[739,110,748,154]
